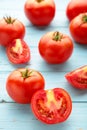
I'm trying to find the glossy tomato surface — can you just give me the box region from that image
[6,68,45,104]
[65,66,87,89]
[66,0,87,21]
[24,0,55,26]
[38,31,74,64]
[6,39,30,64]
[0,17,25,46]
[69,13,87,44]
[31,88,72,124]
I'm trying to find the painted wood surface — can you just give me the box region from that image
[0,0,87,129]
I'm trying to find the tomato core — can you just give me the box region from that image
[36,90,67,119]
[12,39,23,54]
[52,31,63,41]
[4,16,15,24]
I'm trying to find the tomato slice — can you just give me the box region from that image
[65,66,87,89]
[31,88,72,124]
[6,39,30,64]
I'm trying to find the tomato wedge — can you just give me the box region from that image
[31,88,72,124]
[6,39,30,64]
[65,66,87,89]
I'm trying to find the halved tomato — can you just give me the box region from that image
[6,39,30,64]
[31,88,72,124]
[65,66,87,89]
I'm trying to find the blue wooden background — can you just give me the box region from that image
[0,0,87,130]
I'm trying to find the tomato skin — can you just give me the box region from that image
[24,0,55,26]
[38,31,74,64]
[69,13,87,44]
[66,0,87,21]
[6,39,30,64]
[31,88,72,124]
[0,17,25,46]
[65,66,87,89]
[6,68,45,104]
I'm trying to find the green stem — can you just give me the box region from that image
[82,15,87,23]
[52,31,63,41]
[21,69,33,79]
[4,16,15,24]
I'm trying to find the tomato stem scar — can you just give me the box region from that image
[52,31,63,41]
[36,0,44,2]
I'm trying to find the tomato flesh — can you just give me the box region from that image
[65,66,87,89]
[31,88,72,124]
[6,39,30,64]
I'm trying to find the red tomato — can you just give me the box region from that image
[31,88,72,124]
[69,13,87,44]
[66,0,87,21]
[0,17,25,46]
[24,0,55,26]
[6,39,30,64]
[38,31,74,64]
[6,68,45,104]
[65,66,87,89]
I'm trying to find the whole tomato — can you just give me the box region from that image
[66,0,87,21]
[31,88,72,124]
[38,31,74,64]
[0,17,25,46]
[65,66,87,89]
[6,39,31,64]
[24,0,55,26]
[69,13,87,44]
[6,68,45,104]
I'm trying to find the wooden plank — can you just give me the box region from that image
[0,103,86,130]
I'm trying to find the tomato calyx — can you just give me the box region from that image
[52,31,63,41]
[82,15,87,23]
[36,0,44,3]
[21,69,33,79]
[4,16,15,24]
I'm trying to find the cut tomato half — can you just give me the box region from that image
[6,39,30,64]
[31,88,72,124]
[65,66,87,89]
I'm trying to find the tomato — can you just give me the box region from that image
[65,66,87,89]
[69,13,87,44]
[38,31,74,64]
[0,16,25,46]
[6,39,30,64]
[6,68,45,104]
[31,88,72,124]
[66,0,87,21]
[24,0,55,26]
